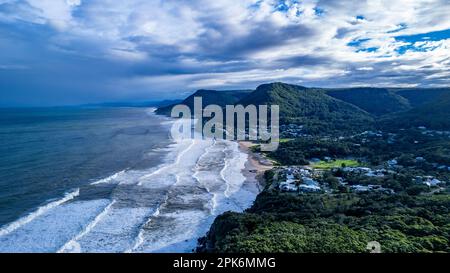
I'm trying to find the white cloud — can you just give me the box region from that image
[23,0,79,29]
[1,0,449,91]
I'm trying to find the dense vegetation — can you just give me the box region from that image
[269,138,362,165]
[326,87,411,116]
[394,88,450,107]
[380,92,450,131]
[238,83,374,134]
[157,82,450,133]
[198,192,450,253]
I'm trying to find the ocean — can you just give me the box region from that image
[0,107,258,253]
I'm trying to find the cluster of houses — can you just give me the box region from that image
[273,161,447,195]
[418,126,450,138]
[276,166,398,195]
[415,176,443,187]
[277,167,322,193]
[338,167,395,194]
[388,157,450,171]
[349,184,394,194]
[341,166,394,178]
[273,125,448,195]
[360,130,383,137]
[280,124,307,138]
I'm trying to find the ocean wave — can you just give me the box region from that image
[137,139,196,186]
[0,189,80,237]
[0,124,258,253]
[0,198,111,252]
[192,139,218,214]
[90,170,127,185]
[127,199,165,253]
[58,200,117,253]
[222,142,248,199]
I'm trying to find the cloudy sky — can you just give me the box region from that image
[1,0,449,106]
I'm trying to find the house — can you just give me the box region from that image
[365,169,385,177]
[367,185,395,194]
[299,184,321,192]
[303,177,318,185]
[351,185,370,192]
[336,177,347,186]
[298,178,321,192]
[415,176,444,187]
[342,167,371,174]
[286,173,295,183]
[350,184,394,194]
[387,159,398,166]
[425,179,442,187]
[279,182,298,192]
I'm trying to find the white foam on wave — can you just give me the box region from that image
[221,142,248,198]
[54,131,195,252]
[128,136,215,253]
[58,200,117,253]
[192,139,218,213]
[0,189,80,237]
[0,198,111,253]
[132,210,211,253]
[91,170,127,185]
[74,206,157,253]
[137,119,197,185]
[130,138,256,253]
[220,145,231,198]
[127,199,165,253]
[138,139,195,186]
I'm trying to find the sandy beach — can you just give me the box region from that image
[239,141,274,191]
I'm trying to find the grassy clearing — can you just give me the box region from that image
[278,138,294,143]
[312,159,360,169]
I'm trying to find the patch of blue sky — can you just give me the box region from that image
[356,15,365,20]
[347,38,371,47]
[356,47,379,53]
[276,2,289,12]
[394,29,449,54]
[395,28,450,43]
[275,0,300,12]
[395,43,439,54]
[314,7,325,16]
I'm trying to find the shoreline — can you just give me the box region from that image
[238,141,274,191]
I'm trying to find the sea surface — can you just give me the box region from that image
[0,107,258,253]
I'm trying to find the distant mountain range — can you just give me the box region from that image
[156,82,450,133]
[84,99,182,108]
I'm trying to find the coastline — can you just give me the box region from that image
[238,141,274,191]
